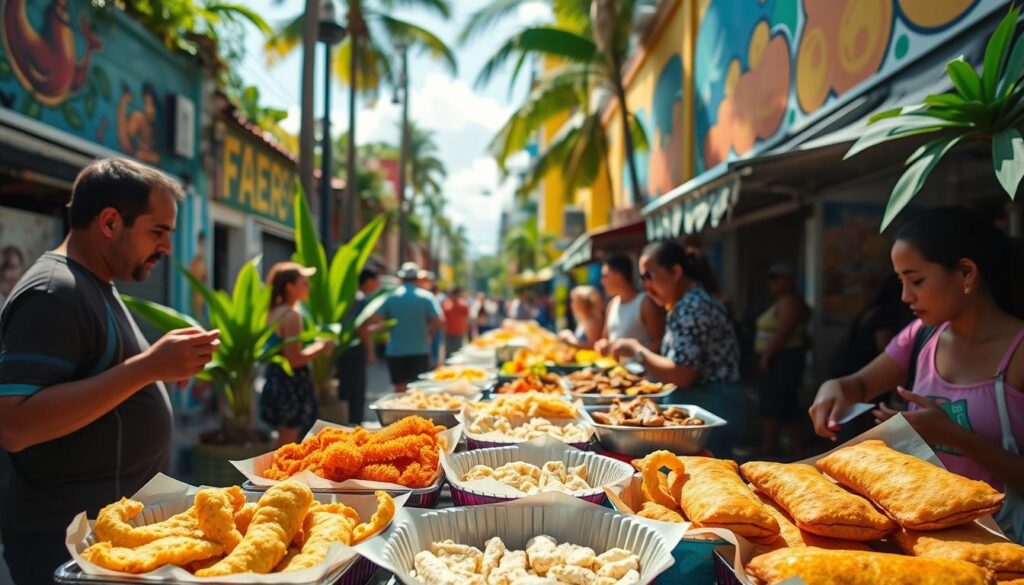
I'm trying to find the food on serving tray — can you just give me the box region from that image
[378,390,469,410]
[636,451,685,511]
[463,460,591,494]
[638,502,686,523]
[816,439,1004,531]
[93,486,245,548]
[752,493,871,558]
[744,547,995,585]
[469,392,577,419]
[467,415,591,444]
[262,416,447,488]
[411,536,641,585]
[591,397,704,427]
[433,367,490,382]
[495,373,565,395]
[674,456,778,542]
[567,367,670,396]
[892,523,1024,581]
[83,482,395,575]
[740,461,894,541]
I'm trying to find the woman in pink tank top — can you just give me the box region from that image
[809,207,1024,541]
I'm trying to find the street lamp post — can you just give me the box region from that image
[318,0,346,251]
[394,40,410,264]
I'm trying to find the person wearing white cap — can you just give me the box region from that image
[378,262,443,391]
[754,262,810,456]
[261,262,334,446]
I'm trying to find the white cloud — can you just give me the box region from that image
[409,74,512,134]
[444,157,518,257]
[518,1,554,23]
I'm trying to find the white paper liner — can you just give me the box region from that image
[440,435,634,498]
[457,409,595,446]
[353,491,689,584]
[690,414,1007,585]
[232,419,462,490]
[65,473,409,584]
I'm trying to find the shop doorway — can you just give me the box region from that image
[261,232,296,277]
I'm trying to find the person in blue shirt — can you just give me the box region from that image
[379,263,443,391]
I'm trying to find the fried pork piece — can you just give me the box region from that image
[93,486,245,548]
[195,481,314,577]
[195,488,244,553]
[590,398,704,427]
[82,536,223,574]
[277,502,357,572]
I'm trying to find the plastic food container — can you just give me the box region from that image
[582,404,726,457]
[353,491,687,585]
[441,436,633,506]
[370,392,482,428]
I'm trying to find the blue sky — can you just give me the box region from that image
[236,1,551,255]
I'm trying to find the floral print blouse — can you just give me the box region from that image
[661,284,741,385]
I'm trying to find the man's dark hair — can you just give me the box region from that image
[358,268,378,286]
[68,158,185,229]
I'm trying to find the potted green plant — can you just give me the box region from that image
[291,188,390,420]
[123,256,295,486]
[846,6,1024,229]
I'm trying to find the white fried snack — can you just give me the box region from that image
[469,393,576,419]
[410,535,640,585]
[463,461,590,494]
[467,415,590,443]
[379,390,467,410]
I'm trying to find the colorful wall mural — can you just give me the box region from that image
[0,0,201,179]
[694,0,1004,174]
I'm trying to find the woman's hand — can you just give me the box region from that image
[594,339,610,356]
[808,378,859,441]
[557,330,577,345]
[607,338,642,362]
[898,388,962,445]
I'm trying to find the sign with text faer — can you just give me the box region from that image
[218,124,296,228]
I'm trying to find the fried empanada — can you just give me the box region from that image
[637,502,686,523]
[893,523,1024,582]
[677,456,778,542]
[816,440,1004,531]
[745,547,996,584]
[741,461,894,541]
[751,493,871,558]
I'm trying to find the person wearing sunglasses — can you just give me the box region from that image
[603,240,746,456]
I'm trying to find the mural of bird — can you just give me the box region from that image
[2,0,103,107]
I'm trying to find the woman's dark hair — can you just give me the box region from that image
[265,262,309,308]
[642,240,716,291]
[604,255,634,282]
[896,206,1024,318]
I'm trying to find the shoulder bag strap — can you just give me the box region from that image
[906,324,937,391]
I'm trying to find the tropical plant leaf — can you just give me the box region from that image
[377,14,458,74]
[868,107,908,124]
[459,0,530,45]
[292,182,329,320]
[121,295,203,330]
[881,136,964,230]
[948,58,983,101]
[206,2,272,34]
[179,265,235,347]
[981,6,1018,101]
[845,114,965,159]
[992,127,1024,199]
[923,94,968,109]
[1000,30,1024,98]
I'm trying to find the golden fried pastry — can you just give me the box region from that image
[379,390,467,410]
[82,536,223,574]
[469,392,576,419]
[277,503,357,572]
[637,451,685,510]
[196,481,314,577]
[752,493,871,557]
[677,457,778,542]
[195,488,244,553]
[234,503,258,534]
[638,502,686,523]
[893,523,1024,581]
[352,491,396,543]
[741,461,894,541]
[745,547,996,584]
[816,440,1004,530]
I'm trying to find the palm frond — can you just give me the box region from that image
[458,0,523,45]
[377,14,458,74]
[474,26,596,89]
[264,13,303,64]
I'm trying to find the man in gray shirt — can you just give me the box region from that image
[0,159,219,583]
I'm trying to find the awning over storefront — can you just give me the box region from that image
[509,268,555,286]
[641,13,985,241]
[554,220,648,271]
[643,169,740,242]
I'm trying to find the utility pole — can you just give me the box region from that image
[395,42,410,263]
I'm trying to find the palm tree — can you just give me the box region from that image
[265,1,457,238]
[503,214,556,273]
[407,123,447,200]
[463,0,648,205]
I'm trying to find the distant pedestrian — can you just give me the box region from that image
[418,270,445,368]
[379,263,443,392]
[594,255,665,354]
[443,287,471,357]
[262,262,333,446]
[336,268,381,423]
[559,286,604,349]
[509,289,537,321]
